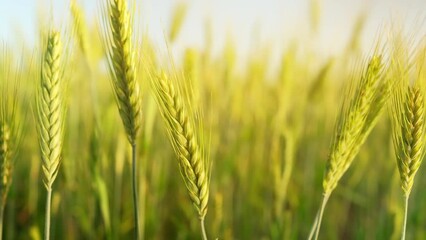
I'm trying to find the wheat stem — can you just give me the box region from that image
[0,204,4,240]
[201,218,208,240]
[313,194,329,240]
[44,188,52,240]
[402,195,409,240]
[131,144,140,240]
[308,209,319,240]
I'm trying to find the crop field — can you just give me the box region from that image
[0,0,426,239]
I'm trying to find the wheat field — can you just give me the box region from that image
[0,0,426,239]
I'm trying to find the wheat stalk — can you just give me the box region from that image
[309,55,389,240]
[151,71,209,240]
[36,31,65,240]
[101,0,142,238]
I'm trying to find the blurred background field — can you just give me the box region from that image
[0,0,426,239]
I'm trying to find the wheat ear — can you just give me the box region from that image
[388,34,426,240]
[36,31,65,240]
[101,0,142,238]
[102,0,141,145]
[391,81,426,240]
[323,56,385,194]
[309,55,389,240]
[151,72,209,240]
[392,85,425,196]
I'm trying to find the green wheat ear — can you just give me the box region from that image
[152,72,209,217]
[151,71,210,239]
[36,30,66,240]
[37,31,65,191]
[323,55,387,195]
[392,84,426,196]
[389,39,426,239]
[309,54,391,240]
[101,0,143,238]
[102,0,142,146]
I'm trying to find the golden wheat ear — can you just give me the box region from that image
[150,71,210,239]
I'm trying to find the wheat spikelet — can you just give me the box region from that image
[151,71,209,220]
[102,0,142,146]
[37,31,65,191]
[323,55,386,195]
[391,84,426,196]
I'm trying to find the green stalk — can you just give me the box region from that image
[308,209,319,240]
[132,144,140,239]
[309,193,330,240]
[44,188,52,240]
[201,218,208,240]
[0,203,4,240]
[402,195,409,240]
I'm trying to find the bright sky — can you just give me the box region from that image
[0,0,425,60]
